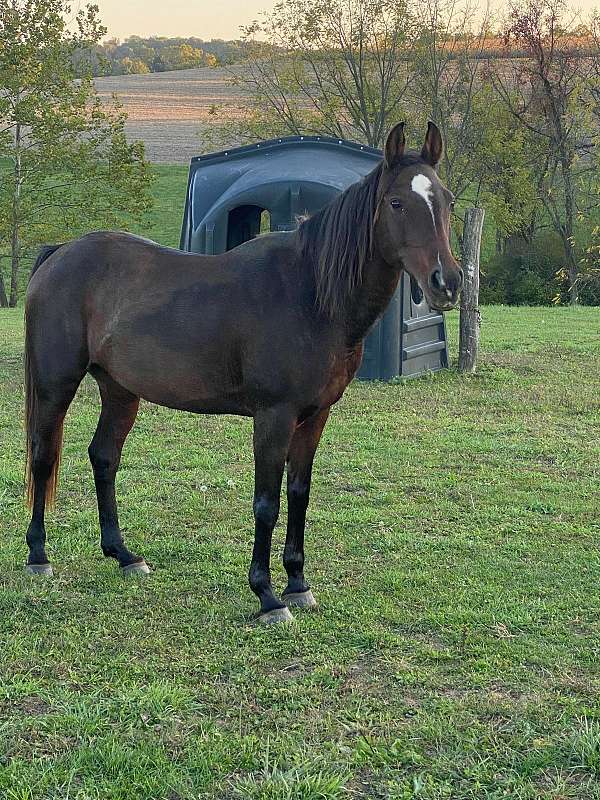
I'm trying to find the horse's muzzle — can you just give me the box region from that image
[428,265,463,310]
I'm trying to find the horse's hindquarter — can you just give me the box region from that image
[85,232,345,416]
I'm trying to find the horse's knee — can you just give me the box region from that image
[253,494,279,530]
[288,477,310,507]
[88,444,117,481]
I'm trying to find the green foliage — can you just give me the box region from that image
[225,0,599,305]
[577,223,600,305]
[494,0,600,304]
[409,6,490,201]
[468,87,539,238]
[480,234,566,306]
[79,36,238,76]
[0,0,154,305]
[119,57,150,75]
[161,43,217,71]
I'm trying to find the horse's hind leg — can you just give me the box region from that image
[88,370,146,574]
[26,392,79,575]
[282,409,329,609]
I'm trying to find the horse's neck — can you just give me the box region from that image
[344,256,402,346]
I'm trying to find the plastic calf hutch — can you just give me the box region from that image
[180,136,449,380]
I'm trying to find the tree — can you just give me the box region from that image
[0,0,154,307]
[161,44,209,71]
[118,57,150,75]
[150,53,166,73]
[493,0,599,304]
[227,0,415,149]
[468,84,540,249]
[409,0,490,203]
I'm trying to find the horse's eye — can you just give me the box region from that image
[390,198,403,210]
[449,201,456,212]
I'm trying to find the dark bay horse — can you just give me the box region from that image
[23,121,462,623]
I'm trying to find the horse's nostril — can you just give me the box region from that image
[431,269,444,292]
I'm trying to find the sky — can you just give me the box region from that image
[91,0,597,41]
[92,0,277,41]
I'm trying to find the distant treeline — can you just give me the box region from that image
[74,37,249,76]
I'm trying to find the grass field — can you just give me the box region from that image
[137,164,190,248]
[1,305,599,799]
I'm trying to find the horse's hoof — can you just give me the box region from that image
[122,560,150,577]
[25,563,53,577]
[258,606,294,625]
[283,590,317,609]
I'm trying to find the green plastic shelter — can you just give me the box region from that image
[180,136,449,379]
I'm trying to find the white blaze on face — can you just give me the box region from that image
[411,173,436,230]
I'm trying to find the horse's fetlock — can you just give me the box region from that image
[26,524,46,547]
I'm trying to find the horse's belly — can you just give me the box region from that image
[111,367,252,416]
[94,328,250,415]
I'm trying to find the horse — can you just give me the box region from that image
[23,121,462,624]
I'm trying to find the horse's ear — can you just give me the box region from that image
[421,121,443,167]
[384,122,406,169]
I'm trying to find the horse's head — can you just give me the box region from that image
[375,121,463,311]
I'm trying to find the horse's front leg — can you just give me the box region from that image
[282,409,330,610]
[250,406,296,624]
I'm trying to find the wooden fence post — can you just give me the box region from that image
[459,207,485,373]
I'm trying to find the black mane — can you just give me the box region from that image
[298,151,425,317]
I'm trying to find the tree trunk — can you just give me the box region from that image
[9,121,22,308]
[562,171,578,306]
[459,207,485,374]
[495,228,503,255]
[0,270,8,307]
[9,224,20,308]
[564,239,579,306]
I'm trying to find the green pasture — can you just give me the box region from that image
[1,304,599,799]
[136,164,189,248]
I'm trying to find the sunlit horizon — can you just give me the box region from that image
[92,0,276,42]
[92,0,599,42]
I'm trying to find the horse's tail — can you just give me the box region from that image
[24,317,64,510]
[25,244,65,508]
[24,317,35,508]
[30,244,63,279]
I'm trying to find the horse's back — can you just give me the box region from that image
[27,230,303,304]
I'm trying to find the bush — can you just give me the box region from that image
[480,233,565,305]
[578,274,600,305]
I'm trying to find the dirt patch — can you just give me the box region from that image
[1,695,51,717]
[95,66,250,163]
